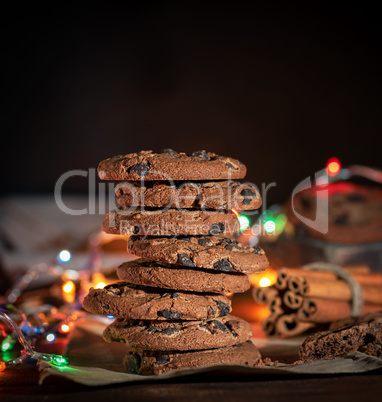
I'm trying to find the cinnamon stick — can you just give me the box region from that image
[297,298,382,323]
[292,278,382,305]
[278,266,382,286]
[268,296,284,315]
[287,275,308,295]
[275,271,288,290]
[262,314,280,336]
[252,286,278,304]
[274,314,315,337]
[283,290,303,310]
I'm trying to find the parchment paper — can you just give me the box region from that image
[38,318,382,386]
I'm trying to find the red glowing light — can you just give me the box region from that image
[231,208,239,217]
[326,157,341,176]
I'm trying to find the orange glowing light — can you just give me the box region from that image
[326,157,341,176]
[92,272,108,289]
[62,280,75,303]
[259,277,271,287]
[224,292,234,298]
[63,281,75,293]
[61,324,70,333]
[249,269,278,288]
[0,361,6,372]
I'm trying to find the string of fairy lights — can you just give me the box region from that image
[0,247,113,372]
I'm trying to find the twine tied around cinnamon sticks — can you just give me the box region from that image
[302,262,364,317]
[253,263,382,338]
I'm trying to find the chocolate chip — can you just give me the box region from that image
[347,193,366,202]
[147,325,160,333]
[208,306,215,316]
[197,238,213,247]
[103,304,110,310]
[180,236,191,242]
[156,355,170,365]
[199,324,213,333]
[212,320,230,333]
[123,320,136,328]
[161,148,178,155]
[177,253,195,267]
[240,188,256,205]
[158,309,182,320]
[171,293,180,298]
[252,246,262,255]
[191,150,210,160]
[133,225,141,234]
[162,328,180,336]
[226,161,238,169]
[224,240,241,251]
[213,258,234,272]
[214,300,231,316]
[130,162,149,176]
[128,354,141,373]
[209,222,225,235]
[334,213,348,225]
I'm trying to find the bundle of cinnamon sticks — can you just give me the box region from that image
[253,264,382,337]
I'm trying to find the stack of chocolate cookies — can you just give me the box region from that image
[83,150,269,375]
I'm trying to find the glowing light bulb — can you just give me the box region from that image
[231,208,239,217]
[264,219,276,234]
[92,272,107,290]
[46,333,55,342]
[60,324,70,333]
[326,157,341,176]
[1,336,16,352]
[63,281,74,293]
[238,215,250,231]
[58,250,71,263]
[259,277,271,287]
[50,354,69,367]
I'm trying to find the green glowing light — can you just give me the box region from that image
[263,219,276,234]
[1,336,16,353]
[238,215,250,231]
[50,354,69,367]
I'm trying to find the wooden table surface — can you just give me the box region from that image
[1,362,381,402]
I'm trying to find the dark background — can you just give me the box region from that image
[4,3,382,205]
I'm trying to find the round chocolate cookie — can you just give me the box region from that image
[82,283,231,321]
[115,181,262,211]
[286,182,382,244]
[117,259,251,293]
[98,150,247,181]
[103,315,253,351]
[102,209,239,237]
[124,341,261,375]
[127,236,269,274]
